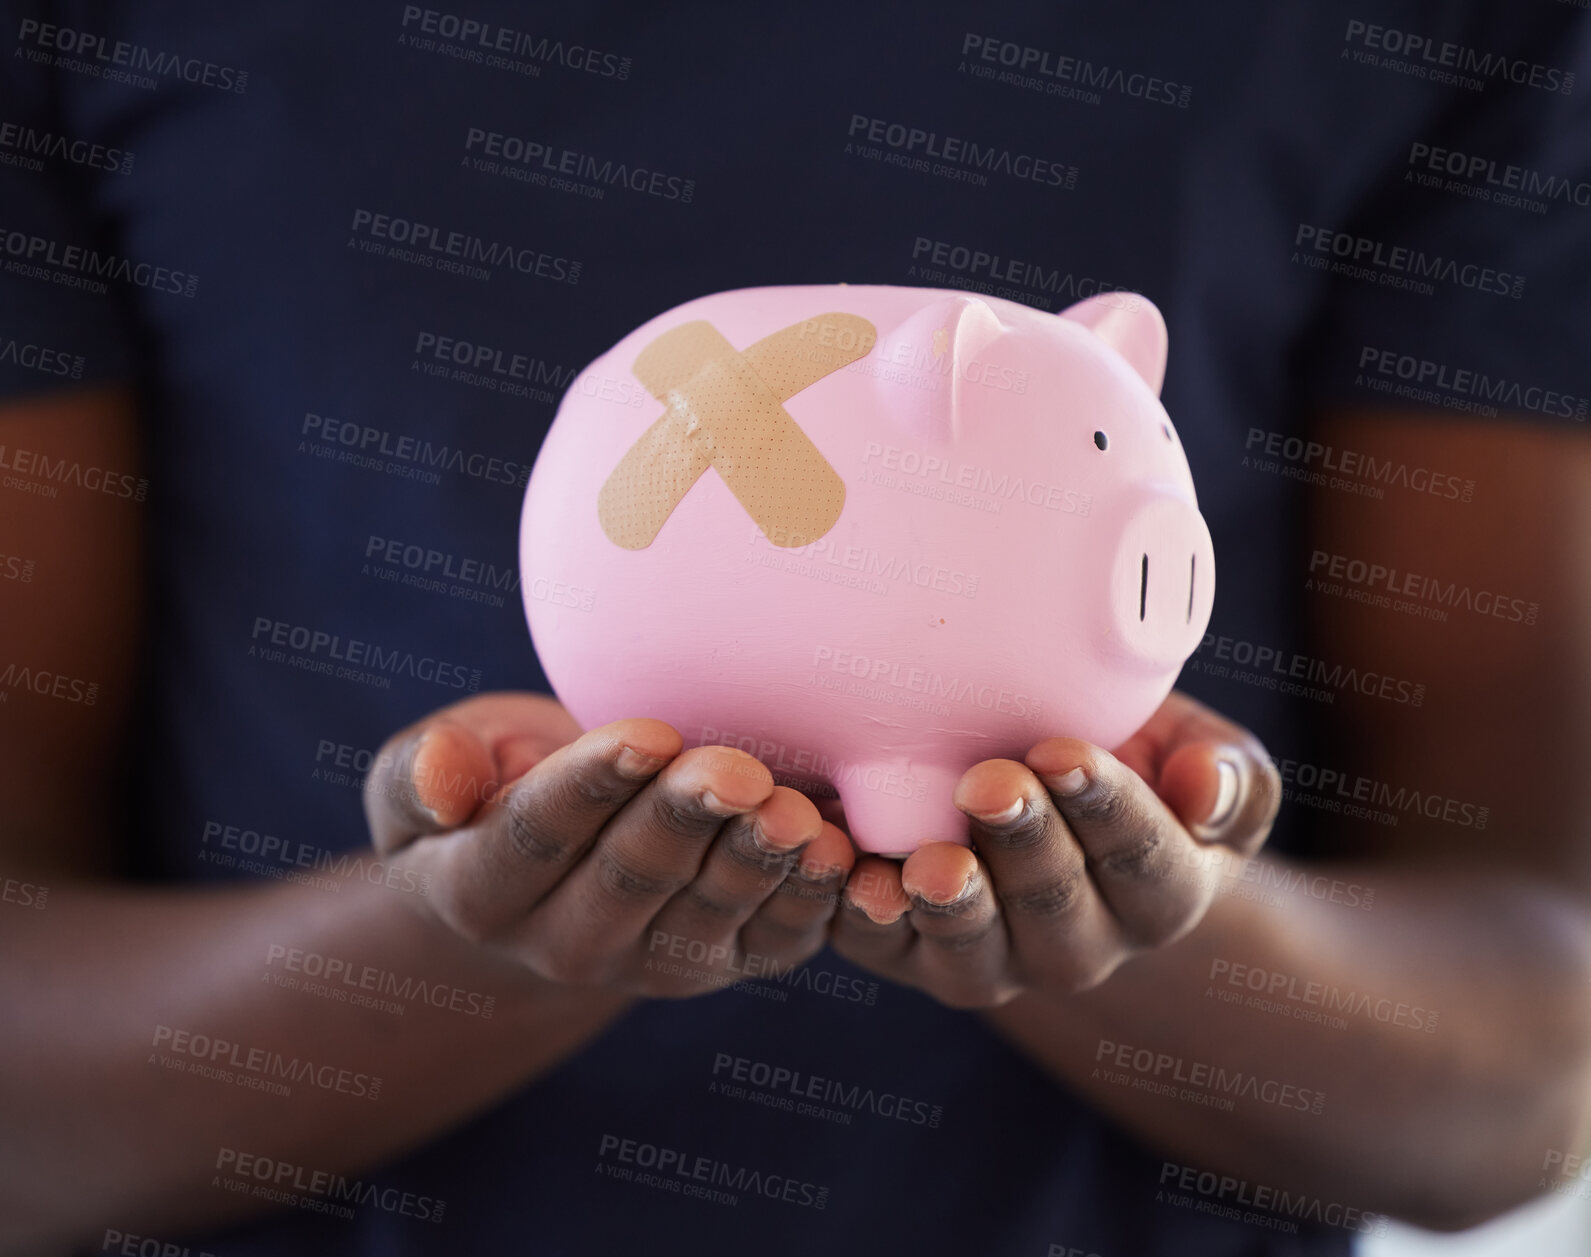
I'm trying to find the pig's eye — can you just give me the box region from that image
[1162,423,1174,441]
[1093,430,1108,451]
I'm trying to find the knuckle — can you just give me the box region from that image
[1094,826,1166,880]
[1037,950,1119,995]
[680,881,744,923]
[504,794,577,865]
[432,884,493,947]
[998,872,1087,920]
[564,765,639,812]
[1065,780,1130,828]
[977,803,1053,852]
[918,914,1000,952]
[722,824,799,879]
[596,847,680,904]
[535,943,609,988]
[651,793,725,846]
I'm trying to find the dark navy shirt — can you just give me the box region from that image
[4,2,1588,1253]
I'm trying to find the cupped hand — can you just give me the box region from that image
[362,694,854,997]
[828,691,1281,1008]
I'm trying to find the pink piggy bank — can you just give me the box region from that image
[519,284,1214,856]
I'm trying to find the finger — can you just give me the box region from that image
[649,786,824,947]
[740,821,856,963]
[417,717,682,942]
[1156,741,1281,856]
[522,746,776,977]
[898,843,1015,1008]
[364,692,584,853]
[365,718,497,854]
[1023,740,1211,947]
[828,857,915,974]
[950,760,1121,986]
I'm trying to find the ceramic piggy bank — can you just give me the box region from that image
[519,284,1214,856]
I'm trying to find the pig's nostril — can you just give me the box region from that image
[1094,430,1109,451]
[1187,554,1196,623]
[1162,423,1173,441]
[1139,554,1148,622]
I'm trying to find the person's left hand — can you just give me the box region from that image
[828,691,1281,1008]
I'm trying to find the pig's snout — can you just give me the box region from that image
[1104,493,1215,669]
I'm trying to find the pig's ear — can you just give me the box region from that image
[878,293,1006,442]
[1058,293,1167,397]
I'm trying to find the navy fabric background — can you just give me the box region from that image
[2,2,1588,1253]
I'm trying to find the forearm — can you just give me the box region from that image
[0,871,632,1250]
[984,851,1591,1229]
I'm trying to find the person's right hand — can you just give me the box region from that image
[363,693,854,998]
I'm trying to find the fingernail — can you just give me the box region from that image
[749,817,805,854]
[408,732,444,822]
[1049,767,1088,797]
[699,789,751,817]
[615,746,667,779]
[968,797,1025,826]
[918,870,977,907]
[797,857,845,882]
[1206,757,1240,828]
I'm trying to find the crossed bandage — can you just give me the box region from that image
[598,314,878,550]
